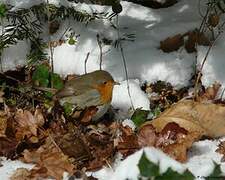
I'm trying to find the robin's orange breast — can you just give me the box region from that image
[93,80,114,104]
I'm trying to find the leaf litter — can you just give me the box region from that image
[0,65,225,179]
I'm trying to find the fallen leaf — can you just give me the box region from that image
[54,132,91,162]
[138,122,200,162]
[0,111,7,137]
[198,82,221,102]
[143,99,225,137]
[185,31,210,53]
[117,126,139,157]
[216,141,225,162]
[0,90,4,103]
[14,109,45,141]
[208,14,220,27]
[160,34,184,53]
[22,137,75,180]
[138,124,158,147]
[10,168,31,180]
[0,137,18,158]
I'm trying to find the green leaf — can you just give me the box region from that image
[138,151,160,177]
[68,37,76,45]
[155,168,194,180]
[32,65,50,87]
[63,102,74,117]
[0,4,7,18]
[206,162,224,180]
[138,152,195,180]
[131,108,149,127]
[50,73,63,90]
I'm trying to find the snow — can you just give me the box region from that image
[1,41,30,71]
[0,158,33,179]
[2,0,201,88]
[92,139,225,180]
[112,79,150,113]
[1,0,225,179]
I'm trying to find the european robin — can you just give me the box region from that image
[55,70,119,121]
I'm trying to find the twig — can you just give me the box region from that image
[46,0,54,88]
[115,15,134,111]
[194,32,221,99]
[97,34,103,70]
[84,52,90,74]
[0,85,45,103]
[0,72,21,83]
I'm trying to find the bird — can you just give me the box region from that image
[54,70,119,121]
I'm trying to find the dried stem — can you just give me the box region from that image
[84,52,90,74]
[194,32,221,99]
[97,34,103,70]
[116,15,134,111]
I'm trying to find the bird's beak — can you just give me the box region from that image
[113,81,120,85]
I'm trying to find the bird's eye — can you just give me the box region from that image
[103,81,107,84]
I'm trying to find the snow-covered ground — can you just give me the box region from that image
[1,0,225,179]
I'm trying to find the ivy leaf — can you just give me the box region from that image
[206,162,223,180]
[0,4,7,18]
[156,168,194,180]
[138,151,195,179]
[63,102,74,117]
[138,151,160,177]
[32,65,50,87]
[131,109,149,127]
[50,73,63,90]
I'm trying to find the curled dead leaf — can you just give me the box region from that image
[0,90,4,103]
[142,99,225,137]
[198,82,221,102]
[117,126,139,157]
[10,168,31,180]
[208,14,220,27]
[0,111,7,137]
[185,31,210,53]
[14,109,45,141]
[160,34,184,53]
[22,137,75,180]
[216,141,225,162]
[138,122,200,162]
[0,137,18,158]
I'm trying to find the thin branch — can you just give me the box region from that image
[97,34,103,70]
[115,15,134,111]
[194,32,221,99]
[84,52,90,74]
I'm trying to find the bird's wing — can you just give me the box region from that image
[55,76,93,98]
[59,88,102,109]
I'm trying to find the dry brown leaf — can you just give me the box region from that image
[138,124,158,147]
[0,137,18,158]
[10,168,31,180]
[0,111,7,137]
[14,109,45,141]
[138,122,200,162]
[185,31,210,53]
[161,130,200,162]
[208,14,220,27]
[142,99,225,138]
[160,34,184,53]
[216,141,225,162]
[22,137,75,180]
[0,90,4,103]
[198,82,221,102]
[117,126,139,157]
[55,132,91,162]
